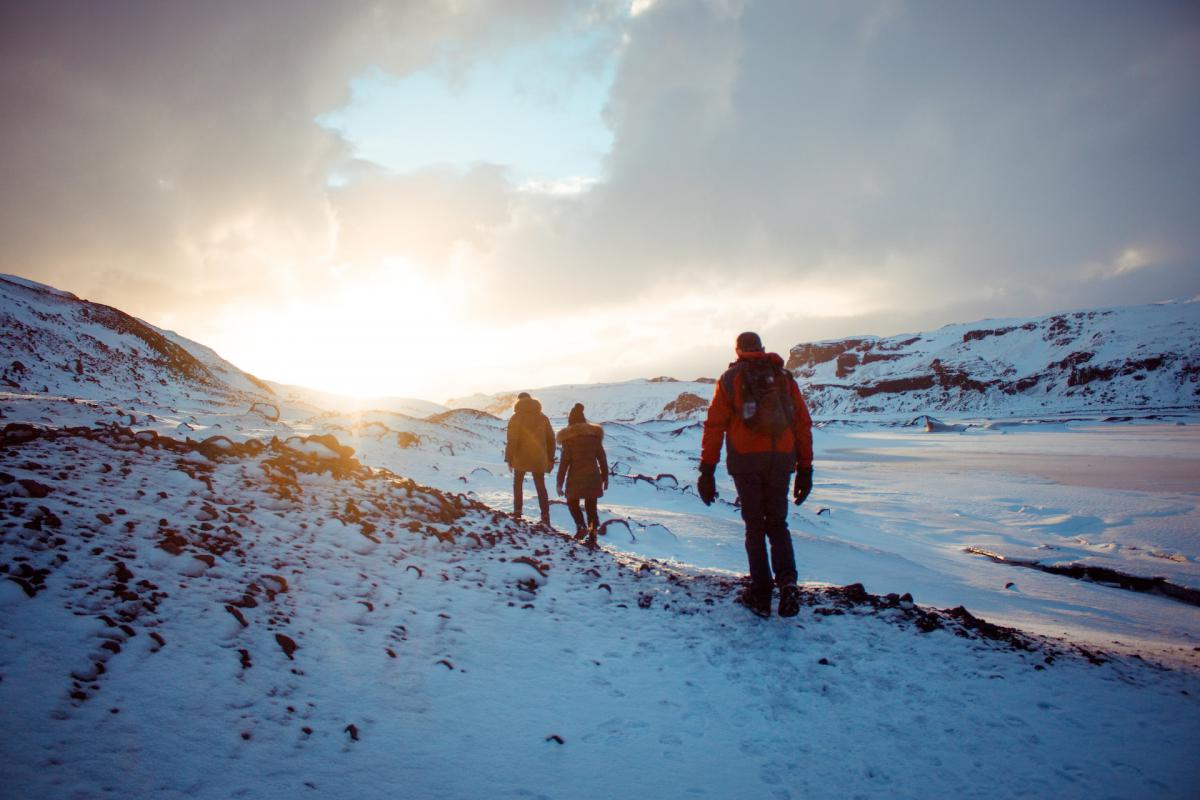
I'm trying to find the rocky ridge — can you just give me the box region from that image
[788,302,1200,417]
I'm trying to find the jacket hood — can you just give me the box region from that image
[513,396,542,415]
[731,351,785,369]
[556,421,603,443]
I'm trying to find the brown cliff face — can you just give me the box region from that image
[786,305,1199,416]
[787,338,919,375]
[659,392,709,418]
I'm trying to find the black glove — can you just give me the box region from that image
[697,462,717,506]
[793,465,813,506]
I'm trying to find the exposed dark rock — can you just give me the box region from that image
[275,633,298,660]
[1049,351,1095,371]
[660,392,708,417]
[426,408,501,425]
[80,303,217,386]
[786,339,867,371]
[966,547,1200,607]
[834,353,859,378]
[17,478,52,498]
[855,375,936,398]
[249,402,280,422]
[963,326,1019,343]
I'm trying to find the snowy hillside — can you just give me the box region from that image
[0,274,273,409]
[789,301,1200,417]
[4,417,1199,798]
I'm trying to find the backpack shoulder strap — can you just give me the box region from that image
[719,363,742,403]
[776,364,796,415]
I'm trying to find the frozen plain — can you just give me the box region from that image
[399,411,1200,665]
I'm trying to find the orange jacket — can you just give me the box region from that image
[700,351,813,473]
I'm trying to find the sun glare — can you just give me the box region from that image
[194,263,894,403]
[206,266,463,399]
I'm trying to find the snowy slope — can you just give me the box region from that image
[3,422,1198,798]
[0,274,273,410]
[789,301,1200,417]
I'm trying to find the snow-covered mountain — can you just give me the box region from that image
[446,302,1200,424]
[789,301,1200,417]
[0,273,274,409]
[447,376,716,422]
[6,272,1196,425]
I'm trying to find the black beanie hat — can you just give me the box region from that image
[568,403,586,425]
[736,331,764,352]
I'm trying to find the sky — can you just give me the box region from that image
[1,0,1198,402]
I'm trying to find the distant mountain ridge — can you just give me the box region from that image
[264,381,448,420]
[447,378,718,423]
[3,273,1196,422]
[788,302,1200,417]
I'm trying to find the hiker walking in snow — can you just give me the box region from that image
[556,403,609,548]
[697,331,814,618]
[506,392,556,526]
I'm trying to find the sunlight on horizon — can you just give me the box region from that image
[189,269,885,403]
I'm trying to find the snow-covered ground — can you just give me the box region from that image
[3,390,1199,799]
[3,276,1200,797]
[365,409,1200,665]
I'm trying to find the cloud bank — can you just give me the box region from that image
[2,0,1197,398]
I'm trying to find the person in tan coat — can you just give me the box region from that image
[505,392,556,526]
[556,403,608,548]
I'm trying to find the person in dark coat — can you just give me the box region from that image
[556,403,608,548]
[505,392,556,526]
[698,331,814,618]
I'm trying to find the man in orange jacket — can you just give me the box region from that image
[698,331,813,618]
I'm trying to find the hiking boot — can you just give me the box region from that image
[585,525,598,550]
[778,584,801,618]
[574,525,588,541]
[737,587,771,618]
